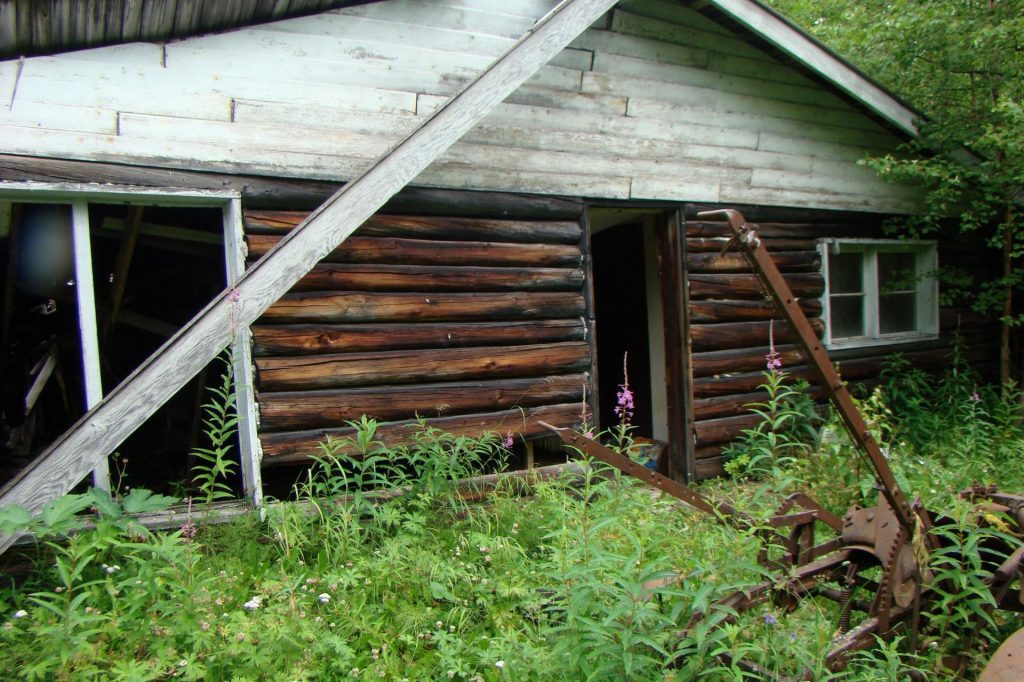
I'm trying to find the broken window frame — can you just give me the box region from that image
[0,183,262,505]
[819,238,939,349]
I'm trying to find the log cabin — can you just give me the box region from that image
[0,0,997,529]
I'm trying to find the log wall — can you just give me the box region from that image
[244,209,591,466]
[685,216,1000,479]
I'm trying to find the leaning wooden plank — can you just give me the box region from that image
[0,0,619,555]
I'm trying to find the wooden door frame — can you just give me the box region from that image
[656,208,695,482]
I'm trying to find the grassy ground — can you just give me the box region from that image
[1,362,1022,680]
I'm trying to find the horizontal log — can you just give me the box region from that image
[252,319,585,355]
[693,391,767,421]
[258,374,587,431]
[692,344,806,378]
[695,455,726,480]
[686,237,817,253]
[685,220,880,240]
[245,212,583,244]
[261,291,586,323]
[690,299,822,323]
[691,318,824,352]
[693,386,826,421]
[687,250,820,274]
[256,341,591,391]
[695,413,762,448]
[691,342,998,398]
[284,263,584,293]
[259,402,584,465]
[689,273,824,300]
[247,234,582,267]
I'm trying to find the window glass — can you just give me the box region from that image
[878,252,916,294]
[830,295,864,338]
[828,252,863,294]
[879,292,916,333]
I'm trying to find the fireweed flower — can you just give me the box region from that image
[614,353,635,425]
[765,320,783,371]
[503,432,514,449]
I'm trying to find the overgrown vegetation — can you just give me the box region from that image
[1,356,1022,680]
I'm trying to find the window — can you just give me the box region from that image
[0,184,261,504]
[819,239,938,348]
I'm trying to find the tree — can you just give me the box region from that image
[765,0,1024,384]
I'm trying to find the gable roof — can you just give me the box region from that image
[0,0,922,139]
[693,0,919,137]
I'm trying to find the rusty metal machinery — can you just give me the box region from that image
[541,208,1024,678]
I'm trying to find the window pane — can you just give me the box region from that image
[878,252,916,294]
[829,252,863,294]
[830,295,864,338]
[880,292,916,333]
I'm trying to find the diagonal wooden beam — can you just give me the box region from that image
[0,0,618,553]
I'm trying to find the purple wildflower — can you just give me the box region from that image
[503,432,514,449]
[969,390,981,403]
[614,353,635,426]
[763,613,778,626]
[765,320,782,372]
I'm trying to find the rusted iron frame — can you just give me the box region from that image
[696,209,937,551]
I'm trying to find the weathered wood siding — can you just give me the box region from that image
[2,0,920,213]
[245,209,591,465]
[686,217,999,479]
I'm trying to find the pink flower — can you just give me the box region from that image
[614,353,635,425]
[503,432,514,449]
[765,320,783,372]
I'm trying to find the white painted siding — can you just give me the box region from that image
[0,0,922,212]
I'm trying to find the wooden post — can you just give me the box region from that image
[223,198,263,507]
[0,0,618,554]
[70,200,110,491]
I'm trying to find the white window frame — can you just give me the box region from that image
[819,238,939,350]
[0,182,262,506]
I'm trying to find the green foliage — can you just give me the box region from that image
[1,388,1021,680]
[189,352,240,505]
[723,369,821,479]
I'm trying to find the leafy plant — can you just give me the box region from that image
[189,352,240,505]
[723,368,821,479]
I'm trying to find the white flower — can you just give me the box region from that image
[12,610,27,619]
[243,596,262,611]
[317,593,331,604]
[104,565,120,574]
[495,660,506,669]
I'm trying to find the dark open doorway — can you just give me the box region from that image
[591,218,654,437]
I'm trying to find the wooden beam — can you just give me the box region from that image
[0,0,618,554]
[70,200,109,491]
[223,198,263,508]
